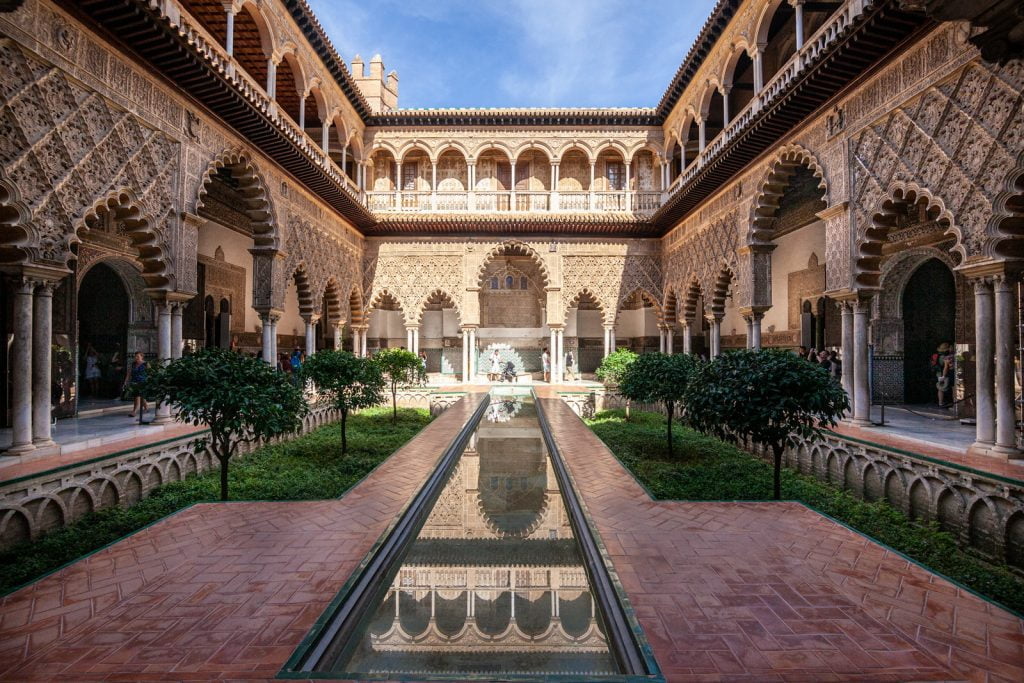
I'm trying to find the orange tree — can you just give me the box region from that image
[372,348,426,423]
[144,347,307,500]
[301,350,385,455]
[685,349,848,500]
[617,352,702,459]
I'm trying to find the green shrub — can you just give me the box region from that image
[0,407,430,595]
[587,409,1024,615]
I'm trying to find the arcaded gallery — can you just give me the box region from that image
[0,0,1023,679]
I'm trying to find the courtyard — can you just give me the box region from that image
[2,0,1024,679]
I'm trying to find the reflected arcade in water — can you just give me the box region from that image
[323,390,618,676]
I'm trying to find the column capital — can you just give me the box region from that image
[303,313,322,324]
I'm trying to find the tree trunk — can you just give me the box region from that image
[391,387,398,424]
[771,442,783,501]
[625,398,631,421]
[340,409,348,455]
[218,454,230,501]
[666,401,674,459]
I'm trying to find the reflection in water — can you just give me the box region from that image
[331,391,616,676]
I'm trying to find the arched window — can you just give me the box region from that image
[490,276,499,290]
[505,275,514,289]
[520,276,528,290]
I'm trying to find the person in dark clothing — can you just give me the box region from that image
[124,352,148,417]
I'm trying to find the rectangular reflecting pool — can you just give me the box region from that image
[314,390,619,677]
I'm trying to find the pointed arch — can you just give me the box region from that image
[367,289,406,325]
[0,168,33,265]
[856,183,957,289]
[476,240,550,287]
[748,144,829,247]
[710,266,735,315]
[322,277,343,326]
[290,264,315,318]
[683,276,703,321]
[416,289,462,325]
[662,287,680,326]
[989,159,1024,259]
[196,149,279,250]
[347,284,366,327]
[614,287,663,327]
[80,188,172,291]
[564,288,610,325]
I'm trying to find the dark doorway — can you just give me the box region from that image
[78,263,130,399]
[903,258,955,404]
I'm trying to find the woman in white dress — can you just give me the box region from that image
[84,344,101,396]
[489,349,501,381]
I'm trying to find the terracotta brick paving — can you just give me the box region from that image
[537,392,1024,682]
[0,394,485,682]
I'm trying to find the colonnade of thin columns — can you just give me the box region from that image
[8,279,187,451]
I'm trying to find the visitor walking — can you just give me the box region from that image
[542,347,550,383]
[932,342,954,407]
[84,344,101,396]
[564,349,575,382]
[124,352,148,418]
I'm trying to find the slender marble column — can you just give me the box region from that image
[973,279,995,450]
[667,329,674,355]
[261,314,274,364]
[708,316,721,358]
[851,299,872,426]
[751,312,763,351]
[171,304,183,359]
[154,303,173,424]
[9,279,34,453]
[269,315,279,362]
[360,327,368,358]
[462,329,469,382]
[406,326,414,351]
[32,282,54,447]
[305,319,316,357]
[551,329,558,374]
[745,316,754,349]
[602,327,609,358]
[994,276,1019,454]
[333,323,342,351]
[681,321,692,354]
[839,302,854,407]
[610,328,616,353]
[556,329,564,384]
[469,329,477,378]
[659,329,665,353]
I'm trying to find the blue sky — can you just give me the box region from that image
[307,0,717,109]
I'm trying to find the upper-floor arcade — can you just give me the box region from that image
[364,136,664,215]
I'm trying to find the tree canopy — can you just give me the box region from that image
[372,347,427,423]
[301,349,385,454]
[685,349,849,499]
[144,347,307,500]
[595,348,638,386]
[618,352,702,458]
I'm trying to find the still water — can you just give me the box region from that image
[325,390,617,676]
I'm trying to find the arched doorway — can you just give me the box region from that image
[78,263,129,399]
[902,258,955,404]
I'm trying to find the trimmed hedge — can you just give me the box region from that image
[587,409,1024,615]
[0,407,431,595]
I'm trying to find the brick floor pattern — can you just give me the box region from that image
[1,389,1022,681]
[536,392,1024,682]
[0,394,485,682]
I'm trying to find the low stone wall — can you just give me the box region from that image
[557,388,1024,572]
[0,391,466,550]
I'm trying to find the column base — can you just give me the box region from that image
[967,441,998,458]
[990,443,1023,459]
[6,442,35,455]
[31,438,55,449]
[151,410,174,425]
[846,417,874,428]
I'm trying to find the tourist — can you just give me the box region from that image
[796,345,808,357]
[84,344,101,396]
[279,352,292,377]
[542,347,550,382]
[807,347,819,363]
[932,342,954,407]
[564,349,575,382]
[418,350,427,375]
[124,352,147,418]
[828,350,841,379]
[489,349,501,381]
